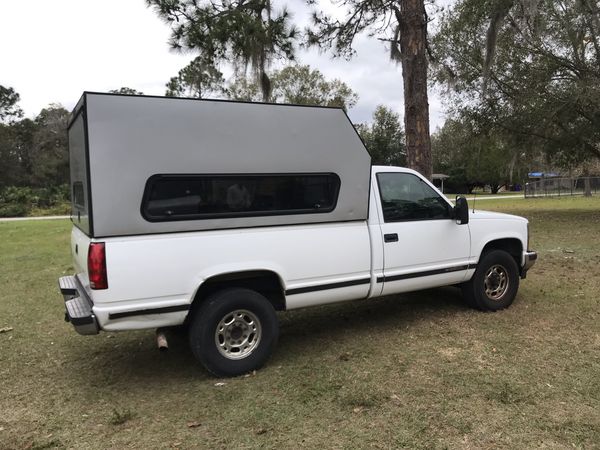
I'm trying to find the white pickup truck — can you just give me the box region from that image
[58,93,536,377]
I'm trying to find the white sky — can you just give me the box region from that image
[0,0,446,129]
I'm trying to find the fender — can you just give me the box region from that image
[471,232,526,263]
[188,261,288,304]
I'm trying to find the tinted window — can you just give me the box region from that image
[73,182,85,208]
[68,112,91,235]
[377,172,451,222]
[143,174,340,221]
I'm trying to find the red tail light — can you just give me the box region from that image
[88,242,108,290]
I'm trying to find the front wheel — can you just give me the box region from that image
[189,288,279,377]
[462,250,520,311]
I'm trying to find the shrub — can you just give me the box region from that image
[0,202,28,217]
[0,185,70,217]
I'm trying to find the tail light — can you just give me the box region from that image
[88,242,108,289]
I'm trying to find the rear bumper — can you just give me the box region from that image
[521,251,538,278]
[58,276,99,335]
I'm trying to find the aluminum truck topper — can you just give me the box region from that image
[69,92,371,237]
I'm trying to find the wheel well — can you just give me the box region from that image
[481,238,522,267]
[187,270,286,322]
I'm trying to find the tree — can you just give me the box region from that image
[165,55,224,98]
[0,85,23,122]
[109,87,144,95]
[270,65,357,109]
[30,105,70,187]
[307,0,433,178]
[357,105,405,166]
[0,118,35,187]
[227,76,262,102]
[431,116,520,194]
[433,0,600,191]
[226,64,358,110]
[0,99,69,188]
[147,0,298,101]
[0,124,21,186]
[0,86,24,186]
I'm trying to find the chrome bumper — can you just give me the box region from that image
[58,275,99,335]
[521,251,538,278]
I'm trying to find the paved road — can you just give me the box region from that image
[0,215,69,222]
[462,194,524,201]
[447,194,525,204]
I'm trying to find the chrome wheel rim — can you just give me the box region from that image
[215,309,262,360]
[484,264,509,301]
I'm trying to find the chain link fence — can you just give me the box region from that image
[524,177,600,198]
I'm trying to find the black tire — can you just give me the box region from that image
[462,250,520,311]
[188,288,279,377]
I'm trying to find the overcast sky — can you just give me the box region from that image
[0,0,446,129]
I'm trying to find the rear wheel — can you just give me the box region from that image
[189,288,279,377]
[462,250,520,311]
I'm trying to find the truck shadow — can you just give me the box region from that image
[278,286,467,343]
[67,286,469,386]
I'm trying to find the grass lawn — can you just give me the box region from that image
[1,196,599,449]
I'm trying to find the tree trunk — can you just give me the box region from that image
[583,166,592,197]
[508,151,517,186]
[399,0,432,180]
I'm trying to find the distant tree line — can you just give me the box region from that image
[0,88,71,216]
[0,90,69,188]
[430,0,600,194]
[0,73,405,216]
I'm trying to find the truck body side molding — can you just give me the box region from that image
[376,263,476,283]
[108,304,190,320]
[285,278,371,295]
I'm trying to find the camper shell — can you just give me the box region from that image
[68,92,371,238]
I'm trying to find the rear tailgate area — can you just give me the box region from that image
[71,226,91,287]
[59,226,97,335]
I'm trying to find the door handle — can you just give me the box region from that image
[384,233,398,243]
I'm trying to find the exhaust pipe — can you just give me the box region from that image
[156,328,168,351]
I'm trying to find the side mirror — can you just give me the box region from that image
[454,196,469,225]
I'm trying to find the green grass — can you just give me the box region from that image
[1,196,600,449]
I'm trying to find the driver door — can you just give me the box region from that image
[375,171,471,296]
